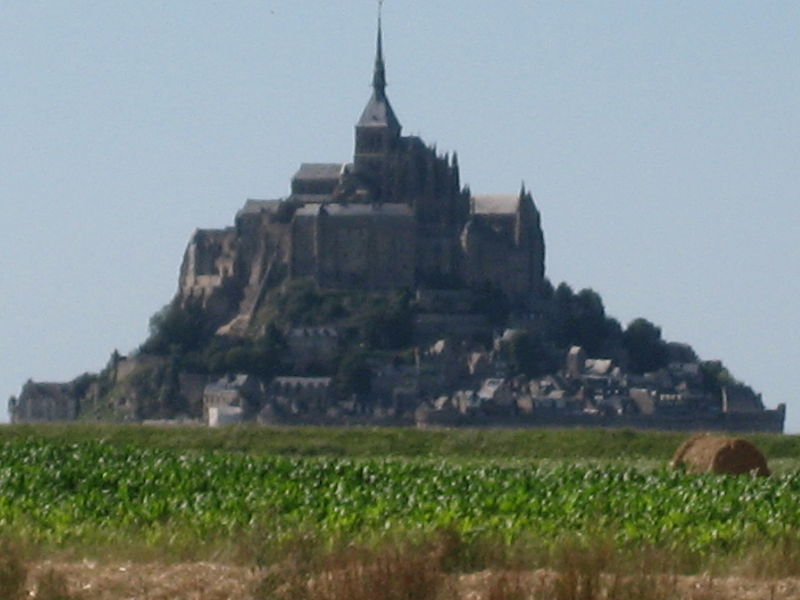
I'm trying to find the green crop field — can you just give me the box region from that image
[1,429,799,570]
[3,423,800,462]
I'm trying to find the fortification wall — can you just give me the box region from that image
[289,214,317,279]
[418,408,786,433]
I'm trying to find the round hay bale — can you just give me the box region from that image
[671,434,770,476]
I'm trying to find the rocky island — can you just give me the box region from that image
[10,21,785,433]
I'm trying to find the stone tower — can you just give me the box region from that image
[353,18,402,192]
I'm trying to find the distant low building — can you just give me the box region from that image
[477,378,515,409]
[208,405,244,427]
[268,376,333,414]
[202,374,263,424]
[286,326,340,371]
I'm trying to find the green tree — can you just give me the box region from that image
[623,318,668,374]
[335,352,372,400]
[471,283,510,327]
[157,347,187,416]
[203,324,286,378]
[501,331,560,378]
[359,293,413,350]
[700,360,736,398]
[140,300,208,355]
[549,284,620,355]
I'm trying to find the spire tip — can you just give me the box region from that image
[372,1,387,95]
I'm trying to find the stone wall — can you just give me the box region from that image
[460,195,544,308]
[289,207,318,280]
[419,405,786,433]
[316,206,415,290]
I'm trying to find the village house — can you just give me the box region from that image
[267,376,333,415]
[202,374,264,425]
[477,378,515,413]
[286,326,340,371]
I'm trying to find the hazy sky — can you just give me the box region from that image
[2,2,798,430]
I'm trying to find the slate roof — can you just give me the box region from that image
[358,92,401,131]
[478,378,506,400]
[294,204,321,218]
[205,374,254,392]
[322,203,412,218]
[238,199,282,215]
[472,195,519,215]
[293,163,345,182]
[586,359,614,376]
[296,203,412,218]
[291,194,332,204]
[272,376,332,389]
[289,327,339,338]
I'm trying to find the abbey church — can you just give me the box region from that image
[179,22,545,334]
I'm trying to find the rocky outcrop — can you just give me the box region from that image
[177,201,293,336]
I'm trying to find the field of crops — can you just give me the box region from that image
[1,437,799,562]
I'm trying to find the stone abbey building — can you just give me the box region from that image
[179,23,546,334]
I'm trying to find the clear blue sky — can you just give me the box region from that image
[2,2,798,429]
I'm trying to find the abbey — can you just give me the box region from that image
[179,23,545,334]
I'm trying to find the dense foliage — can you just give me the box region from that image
[127,278,747,418]
[140,301,210,355]
[538,283,673,375]
[1,438,798,557]
[141,280,676,381]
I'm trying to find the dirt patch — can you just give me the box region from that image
[25,561,800,600]
[671,434,770,476]
[460,570,800,600]
[29,560,257,600]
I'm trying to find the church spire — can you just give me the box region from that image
[373,3,387,96]
[356,3,401,133]
[354,2,401,179]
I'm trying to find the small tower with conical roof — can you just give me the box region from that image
[354,8,402,189]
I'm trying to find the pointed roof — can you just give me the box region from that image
[357,14,401,131]
[372,12,387,95]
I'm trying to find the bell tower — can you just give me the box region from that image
[354,7,401,187]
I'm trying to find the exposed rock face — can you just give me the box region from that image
[9,381,78,423]
[175,27,546,336]
[178,202,293,335]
